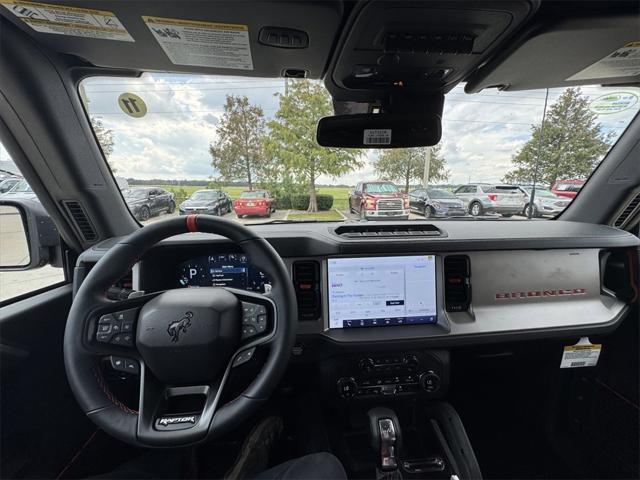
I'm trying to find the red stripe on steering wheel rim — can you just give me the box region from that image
[186,214,198,232]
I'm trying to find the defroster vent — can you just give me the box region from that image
[292,261,321,321]
[444,255,471,312]
[63,201,97,242]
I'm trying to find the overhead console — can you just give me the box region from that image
[326,0,538,104]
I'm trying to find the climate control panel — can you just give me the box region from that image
[325,351,448,400]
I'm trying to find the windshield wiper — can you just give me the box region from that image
[249,219,320,225]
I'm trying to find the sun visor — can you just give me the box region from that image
[466,15,640,92]
[0,0,342,78]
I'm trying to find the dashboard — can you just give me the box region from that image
[75,220,638,356]
[177,254,269,292]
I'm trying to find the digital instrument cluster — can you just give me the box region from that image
[177,254,269,292]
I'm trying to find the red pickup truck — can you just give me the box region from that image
[234,190,276,218]
[348,181,410,220]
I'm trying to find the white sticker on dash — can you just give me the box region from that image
[560,337,602,369]
[363,129,392,146]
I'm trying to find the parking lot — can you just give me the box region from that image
[1,206,527,302]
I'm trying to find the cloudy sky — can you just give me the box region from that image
[74,75,640,186]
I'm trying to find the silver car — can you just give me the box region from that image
[518,186,571,217]
[454,184,526,217]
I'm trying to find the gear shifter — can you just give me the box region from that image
[378,418,398,470]
[368,408,402,472]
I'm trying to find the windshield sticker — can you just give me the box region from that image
[560,337,602,369]
[363,129,392,146]
[142,16,253,70]
[567,42,640,81]
[118,93,147,118]
[589,91,639,115]
[0,0,133,41]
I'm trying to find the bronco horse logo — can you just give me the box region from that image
[167,311,193,342]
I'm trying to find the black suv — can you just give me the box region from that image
[121,187,175,221]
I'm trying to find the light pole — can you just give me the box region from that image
[422,147,431,188]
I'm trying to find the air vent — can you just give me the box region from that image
[334,224,443,238]
[614,191,640,229]
[63,201,97,242]
[292,261,321,321]
[444,256,471,312]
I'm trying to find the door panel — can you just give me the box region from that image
[1,285,95,478]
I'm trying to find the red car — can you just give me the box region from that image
[234,190,276,218]
[551,179,585,199]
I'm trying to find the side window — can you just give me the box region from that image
[0,142,66,303]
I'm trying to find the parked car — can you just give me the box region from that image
[179,189,232,216]
[234,190,275,218]
[551,179,585,199]
[121,187,175,221]
[349,181,409,220]
[0,177,20,194]
[518,186,571,217]
[409,187,466,218]
[454,183,526,217]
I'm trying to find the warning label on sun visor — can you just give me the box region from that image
[0,0,133,41]
[142,16,253,70]
[567,42,640,81]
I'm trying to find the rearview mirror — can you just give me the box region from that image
[317,113,441,148]
[0,200,60,271]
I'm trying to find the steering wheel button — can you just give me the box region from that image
[124,359,139,374]
[122,334,134,346]
[242,315,255,325]
[98,314,114,324]
[122,321,134,332]
[96,332,112,343]
[233,347,256,367]
[98,324,112,333]
[256,313,267,324]
[110,356,126,371]
[256,323,266,332]
[242,326,257,337]
[111,321,122,333]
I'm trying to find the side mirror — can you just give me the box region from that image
[0,200,60,271]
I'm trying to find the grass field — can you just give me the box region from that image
[144,184,352,211]
[287,209,344,221]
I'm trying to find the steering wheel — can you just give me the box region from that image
[63,215,297,447]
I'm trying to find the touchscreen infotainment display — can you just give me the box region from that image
[328,255,437,329]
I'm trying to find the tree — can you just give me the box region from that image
[503,88,613,186]
[374,144,450,192]
[91,117,116,173]
[210,95,266,190]
[266,80,363,212]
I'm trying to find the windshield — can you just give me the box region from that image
[191,191,220,200]
[365,183,398,194]
[6,180,32,194]
[123,189,148,199]
[80,74,639,224]
[427,188,456,199]
[555,182,583,192]
[240,191,267,198]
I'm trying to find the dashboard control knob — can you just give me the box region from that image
[337,377,358,399]
[402,354,419,369]
[359,357,375,373]
[419,371,441,393]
